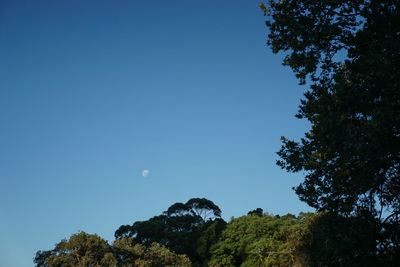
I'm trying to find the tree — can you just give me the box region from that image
[33,250,52,267]
[34,232,191,267]
[114,198,224,266]
[263,0,400,222]
[185,198,222,221]
[262,0,400,262]
[34,231,117,267]
[209,213,310,267]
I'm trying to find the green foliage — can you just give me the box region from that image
[195,218,227,266]
[34,250,52,267]
[113,238,191,267]
[114,198,225,266]
[35,198,222,266]
[34,233,191,267]
[34,231,117,267]
[135,243,192,267]
[113,237,144,266]
[209,213,311,267]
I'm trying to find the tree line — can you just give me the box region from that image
[35,197,306,266]
[34,197,398,266]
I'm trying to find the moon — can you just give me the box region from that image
[142,169,149,177]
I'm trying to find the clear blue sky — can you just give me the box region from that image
[0,1,313,266]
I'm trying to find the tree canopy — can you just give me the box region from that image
[34,231,117,267]
[262,0,400,263]
[39,197,396,266]
[209,213,311,267]
[263,0,400,219]
[34,232,191,267]
[35,199,224,267]
[114,198,224,266]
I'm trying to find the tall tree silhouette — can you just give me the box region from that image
[263,0,400,263]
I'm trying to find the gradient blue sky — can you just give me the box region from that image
[0,1,313,266]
